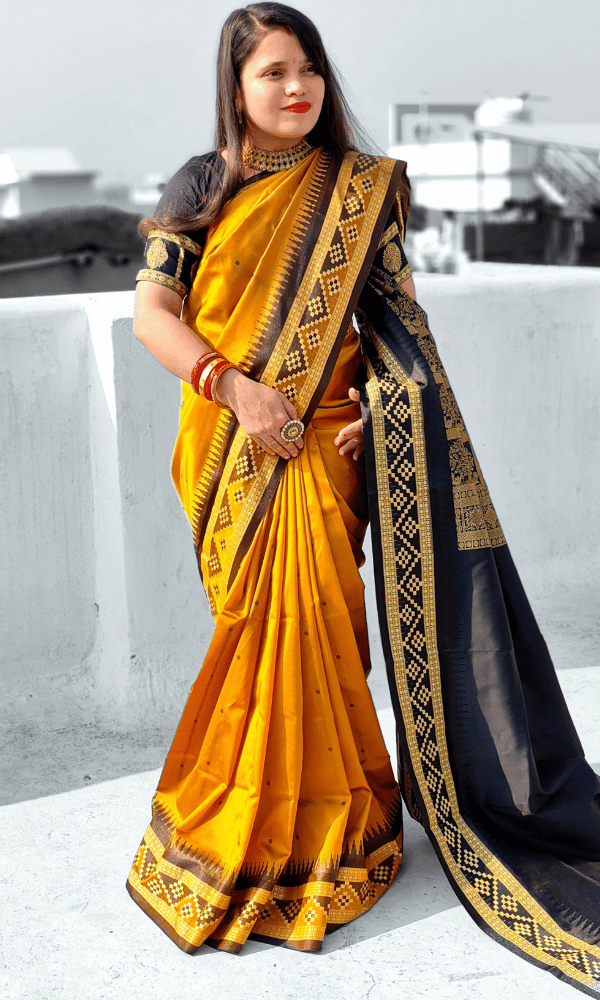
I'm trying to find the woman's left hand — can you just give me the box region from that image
[334,387,364,460]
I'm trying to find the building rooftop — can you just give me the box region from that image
[0,146,96,185]
[477,122,600,154]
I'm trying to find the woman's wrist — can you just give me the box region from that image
[213,366,246,408]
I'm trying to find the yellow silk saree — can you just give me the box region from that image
[128,145,600,992]
[127,148,408,952]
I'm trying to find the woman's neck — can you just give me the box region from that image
[219,148,261,181]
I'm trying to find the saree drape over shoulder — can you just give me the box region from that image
[127,148,600,992]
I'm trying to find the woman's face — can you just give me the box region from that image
[238,28,325,150]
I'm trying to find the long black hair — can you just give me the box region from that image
[140,2,378,237]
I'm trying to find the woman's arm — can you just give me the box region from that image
[134,281,210,381]
[133,282,302,460]
[399,274,416,300]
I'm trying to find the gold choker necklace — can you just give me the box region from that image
[241,138,312,173]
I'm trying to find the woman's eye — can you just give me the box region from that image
[266,66,315,78]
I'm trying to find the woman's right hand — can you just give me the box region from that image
[132,285,301,458]
[215,369,304,460]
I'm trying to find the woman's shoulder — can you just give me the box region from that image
[169,149,224,184]
[155,151,224,223]
[172,150,225,180]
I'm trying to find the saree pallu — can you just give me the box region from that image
[356,270,600,996]
[127,149,408,951]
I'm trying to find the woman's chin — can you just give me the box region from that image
[249,120,316,147]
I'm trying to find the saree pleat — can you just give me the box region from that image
[127,388,402,952]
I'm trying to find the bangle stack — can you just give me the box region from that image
[190,351,238,404]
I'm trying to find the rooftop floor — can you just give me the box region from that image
[2,658,598,1000]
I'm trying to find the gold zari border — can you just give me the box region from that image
[375,287,505,551]
[197,151,399,612]
[127,813,402,951]
[395,263,412,286]
[147,229,204,256]
[378,219,400,247]
[136,268,187,298]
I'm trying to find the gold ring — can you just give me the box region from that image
[280,419,304,442]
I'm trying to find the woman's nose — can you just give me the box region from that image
[285,77,305,95]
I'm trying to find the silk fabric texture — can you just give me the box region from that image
[127,149,406,951]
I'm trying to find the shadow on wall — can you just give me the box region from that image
[0,205,145,297]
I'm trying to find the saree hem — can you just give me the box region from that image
[127,815,403,953]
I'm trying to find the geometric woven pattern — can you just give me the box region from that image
[364,331,600,995]
[127,799,402,953]
[373,284,506,552]
[193,151,400,615]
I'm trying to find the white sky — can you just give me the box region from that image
[3,0,599,183]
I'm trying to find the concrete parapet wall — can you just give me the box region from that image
[1,268,599,725]
[0,292,211,727]
[419,267,600,595]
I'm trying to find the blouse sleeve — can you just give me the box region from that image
[137,229,204,298]
[371,206,412,289]
[136,156,217,298]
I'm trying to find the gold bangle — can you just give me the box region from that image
[190,351,221,394]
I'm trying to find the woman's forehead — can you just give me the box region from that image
[245,28,308,69]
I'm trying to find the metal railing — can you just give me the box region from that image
[534,145,600,215]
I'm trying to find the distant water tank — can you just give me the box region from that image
[474,97,533,127]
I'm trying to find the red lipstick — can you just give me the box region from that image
[284,102,311,113]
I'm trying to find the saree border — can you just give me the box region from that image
[371,284,506,552]
[196,151,406,611]
[189,149,334,558]
[126,797,403,953]
[363,336,600,996]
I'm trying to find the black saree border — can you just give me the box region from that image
[361,331,600,996]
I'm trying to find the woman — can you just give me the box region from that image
[127,3,600,992]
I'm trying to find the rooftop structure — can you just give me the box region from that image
[389,100,600,220]
[0,146,97,218]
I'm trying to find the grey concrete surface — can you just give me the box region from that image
[2,270,600,733]
[2,678,598,1000]
[2,274,599,998]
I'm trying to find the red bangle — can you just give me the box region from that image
[203,360,233,402]
[201,358,229,403]
[204,360,237,403]
[190,351,221,394]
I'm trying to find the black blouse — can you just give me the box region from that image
[137,151,412,299]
